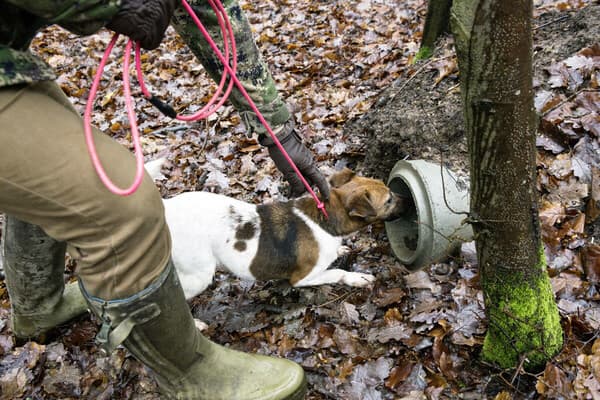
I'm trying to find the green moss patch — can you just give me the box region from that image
[481,263,563,370]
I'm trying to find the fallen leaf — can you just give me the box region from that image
[404,271,441,294]
[540,199,566,226]
[42,362,82,397]
[582,244,600,283]
[0,334,14,356]
[385,362,414,390]
[340,302,360,325]
[0,367,30,400]
[494,391,513,400]
[587,166,600,222]
[384,307,403,324]
[535,90,564,113]
[367,324,413,344]
[429,58,457,87]
[374,287,406,307]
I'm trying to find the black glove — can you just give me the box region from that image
[106,0,178,49]
[261,129,330,200]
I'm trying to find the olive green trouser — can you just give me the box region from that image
[0,81,171,300]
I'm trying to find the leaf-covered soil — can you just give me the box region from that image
[1,1,599,399]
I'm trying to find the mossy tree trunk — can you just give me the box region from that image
[450,0,563,369]
[418,0,453,60]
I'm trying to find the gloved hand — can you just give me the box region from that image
[261,129,330,200]
[106,0,178,49]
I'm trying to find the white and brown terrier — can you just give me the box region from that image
[146,160,406,300]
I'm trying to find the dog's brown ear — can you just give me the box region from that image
[348,191,377,219]
[329,168,355,188]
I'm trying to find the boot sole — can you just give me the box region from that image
[285,375,307,400]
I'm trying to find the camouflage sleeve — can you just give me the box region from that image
[170,0,291,136]
[5,0,121,35]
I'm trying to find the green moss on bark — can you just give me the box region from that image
[415,46,433,61]
[481,250,563,369]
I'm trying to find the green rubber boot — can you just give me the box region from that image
[2,217,88,339]
[81,261,306,400]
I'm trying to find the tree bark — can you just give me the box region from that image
[419,0,453,59]
[451,0,562,369]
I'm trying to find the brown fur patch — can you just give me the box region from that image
[289,238,320,285]
[329,168,355,188]
[236,221,256,240]
[234,241,247,252]
[249,203,319,281]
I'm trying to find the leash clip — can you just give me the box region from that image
[317,201,329,219]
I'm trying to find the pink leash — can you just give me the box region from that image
[83,0,328,218]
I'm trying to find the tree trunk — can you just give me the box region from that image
[419,0,453,59]
[451,0,562,369]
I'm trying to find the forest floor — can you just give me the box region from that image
[0,0,599,399]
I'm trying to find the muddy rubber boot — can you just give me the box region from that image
[2,217,88,339]
[81,261,307,400]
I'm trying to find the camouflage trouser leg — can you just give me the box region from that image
[2,217,67,317]
[171,0,291,136]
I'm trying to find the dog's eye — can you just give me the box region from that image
[386,196,393,205]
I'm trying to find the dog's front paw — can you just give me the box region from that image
[343,272,376,287]
[194,318,209,331]
[337,245,352,257]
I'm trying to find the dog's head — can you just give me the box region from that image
[328,168,407,229]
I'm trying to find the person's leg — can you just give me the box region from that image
[0,81,306,399]
[0,81,169,299]
[171,0,292,136]
[82,260,306,400]
[2,216,87,339]
[0,81,169,340]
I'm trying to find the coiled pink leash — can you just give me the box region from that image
[135,0,237,122]
[84,35,145,196]
[84,0,328,218]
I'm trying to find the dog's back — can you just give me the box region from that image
[163,191,261,297]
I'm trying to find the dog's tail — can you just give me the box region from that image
[144,157,167,181]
